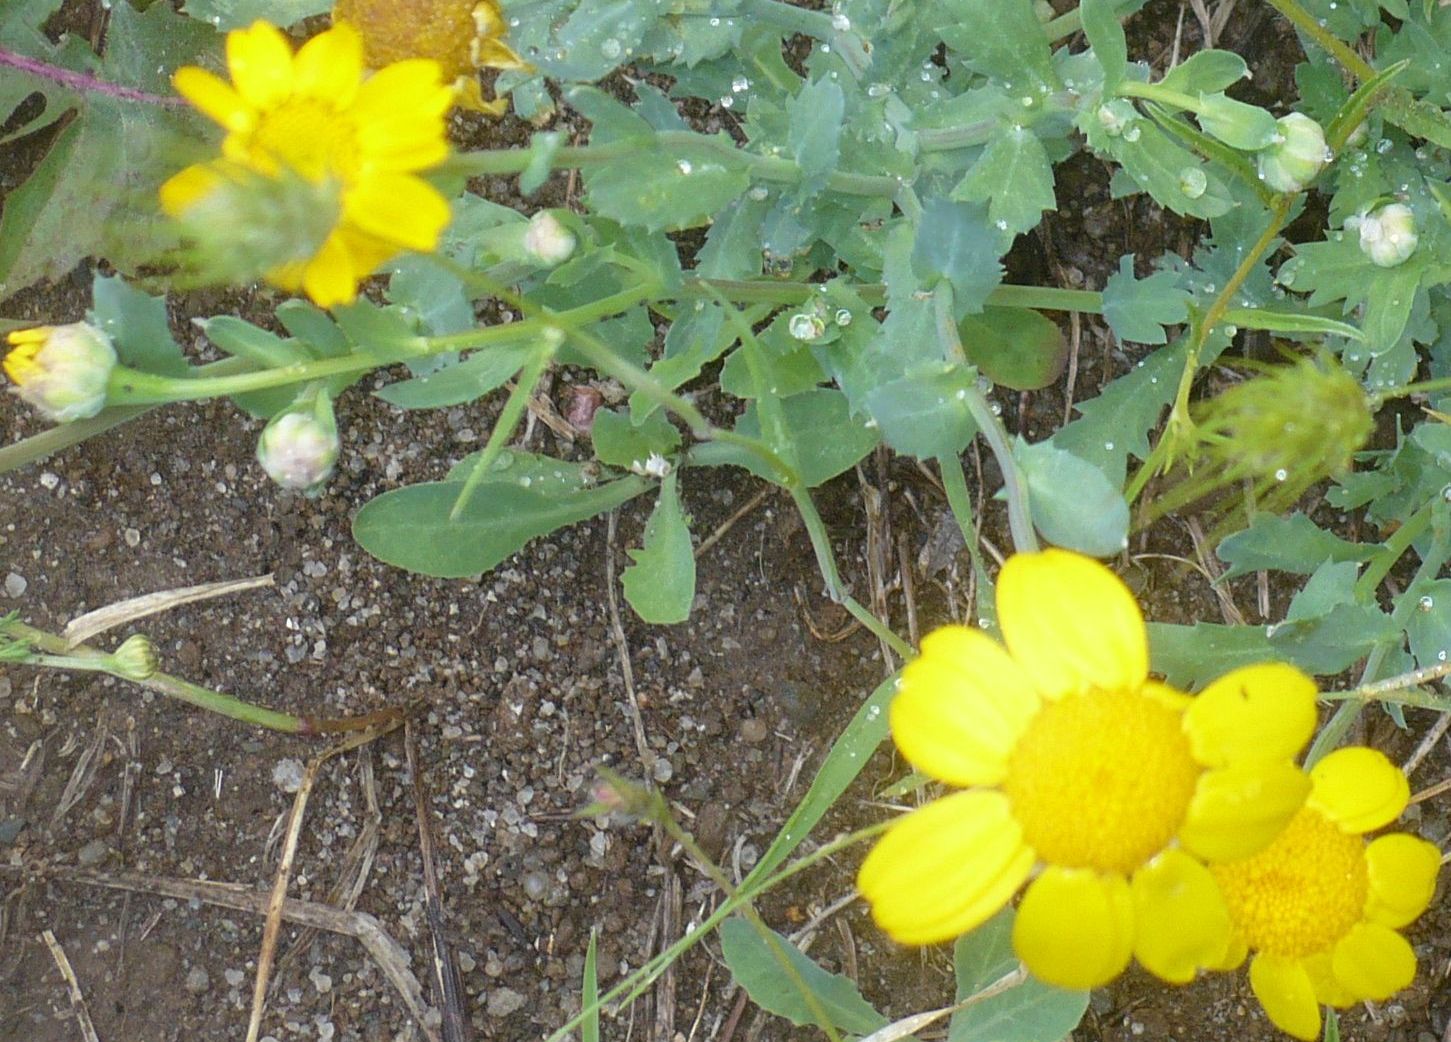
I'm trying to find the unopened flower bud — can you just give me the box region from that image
[111,634,159,681]
[1355,203,1418,268]
[523,211,576,266]
[257,389,340,492]
[578,767,657,820]
[1256,112,1329,193]
[3,323,116,422]
[1096,100,1137,138]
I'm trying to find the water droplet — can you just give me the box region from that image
[1104,441,1115,451]
[747,185,769,201]
[1376,137,1393,154]
[719,95,734,108]
[834,308,853,326]
[989,400,1003,416]
[1274,468,1288,481]
[1418,595,1435,612]
[788,313,825,340]
[1123,124,1142,142]
[1440,649,1449,662]
[1179,167,1208,199]
[732,75,750,93]
[677,159,693,174]
[599,37,622,59]
[831,12,851,30]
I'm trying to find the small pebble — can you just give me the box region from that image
[184,966,210,994]
[76,838,109,865]
[521,871,549,901]
[224,969,246,988]
[309,966,333,994]
[739,718,768,744]
[486,988,527,1017]
[4,572,27,598]
[272,758,305,794]
[123,528,141,548]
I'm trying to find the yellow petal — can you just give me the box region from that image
[1182,662,1317,768]
[335,225,401,279]
[1364,833,1442,928]
[172,67,254,132]
[298,233,358,308]
[1330,921,1415,1001]
[1178,761,1310,862]
[1249,953,1321,1041]
[343,173,451,252]
[1301,950,1355,1007]
[158,163,221,216]
[997,549,1147,698]
[227,20,295,110]
[1012,867,1134,989]
[858,791,1033,946]
[888,626,1040,786]
[292,22,363,105]
[1208,932,1248,972]
[1129,850,1232,984]
[1308,746,1409,833]
[353,59,453,127]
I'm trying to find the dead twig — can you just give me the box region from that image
[41,929,101,1042]
[51,705,111,829]
[63,574,274,647]
[405,720,470,1042]
[605,509,654,768]
[694,485,774,559]
[29,865,442,1042]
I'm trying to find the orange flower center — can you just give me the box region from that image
[1002,688,1200,875]
[1211,807,1367,958]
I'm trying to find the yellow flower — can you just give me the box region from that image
[160,20,454,308]
[1210,747,1440,1040]
[330,0,528,114]
[4,323,117,422]
[857,549,1319,990]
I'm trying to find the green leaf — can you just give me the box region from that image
[1196,92,1280,150]
[958,307,1067,390]
[201,316,298,369]
[591,409,683,469]
[1219,306,1364,340]
[331,299,423,363]
[719,918,885,1035]
[375,344,534,410]
[951,125,1057,237]
[1054,339,1184,484]
[1405,578,1451,670]
[181,0,329,29]
[787,77,845,186]
[444,450,605,493]
[865,363,980,459]
[0,2,218,301]
[621,472,696,624]
[1081,0,1128,93]
[937,0,1060,97]
[89,274,187,376]
[912,199,1005,315]
[737,389,879,487]
[1102,255,1190,344]
[1016,439,1130,556]
[948,909,1089,1042]
[1159,50,1250,94]
[582,930,600,1042]
[352,475,651,579]
[1097,120,1235,219]
[1217,514,1374,579]
[584,143,751,232]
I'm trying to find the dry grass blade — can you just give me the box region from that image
[404,720,470,1042]
[51,705,111,829]
[248,722,404,1042]
[63,574,274,647]
[37,866,441,1042]
[41,929,101,1042]
[605,509,653,767]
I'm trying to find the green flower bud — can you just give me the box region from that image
[1354,203,1418,268]
[1096,99,1138,138]
[111,634,159,681]
[1256,113,1330,193]
[2,323,116,422]
[522,211,576,266]
[257,388,340,492]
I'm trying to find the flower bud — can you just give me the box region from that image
[3,323,116,422]
[1256,112,1330,193]
[257,389,340,492]
[523,211,576,266]
[1354,203,1418,268]
[1096,99,1138,138]
[110,634,159,681]
[577,767,656,820]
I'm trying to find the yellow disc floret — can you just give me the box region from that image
[1004,688,1201,875]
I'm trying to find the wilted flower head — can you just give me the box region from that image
[3,323,116,422]
[1257,113,1330,193]
[257,387,340,492]
[331,0,527,114]
[161,20,453,307]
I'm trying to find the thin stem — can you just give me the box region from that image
[674,278,1104,315]
[449,344,555,519]
[1371,374,1451,404]
[937,453,993,607]
[0,45,181,107]
[1261,0,1376,80]
[933,285,1038,552]
[1043,0,1141,42]
[1116,80,1208,114]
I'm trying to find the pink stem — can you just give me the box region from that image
[0,45,180,108]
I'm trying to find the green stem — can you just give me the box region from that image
[938,453,993,604]
[675,278,1103,315]
[933,285,1038,552]
[1043,0,1141,42]
[1116,80,1208,114]
[1261,0,1376,80]
[1371,374,1451,404]
[449,343,556,519]
[106,353,392,406]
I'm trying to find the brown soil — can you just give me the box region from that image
[1,4,1449,1042]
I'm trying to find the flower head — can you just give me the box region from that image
[858,549,1318,990]
[1257,112,1330,193]
[1210,747,1439,1040]
[3,323,117,422]
[257,387,340,491]
[160,20,454,308]
[1353,202,1419,268]
[111,634,159,681]
[330,0,528,114]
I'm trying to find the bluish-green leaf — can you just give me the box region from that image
[951,126,1057,237]
[592,409,683,469]
[621,472,695,624]
[1102,255,1190,344]
[1016,438,1130,556]
[737,389,879,487]
[912,199,1005,315]
[353,475,651,579]
[375,344,534,410]
[181,0,329,29]
[719,918,885,1035]
[1159,50,1250,94]
[958,307,1067,391]
[787,77,845,186]
[937,0,1060,97]
[90,274,186,376]
[1217,514,1374,579]
[584,144,751,232]
[1406,578,1451,670]
[1081,0,1128,93]
[866,363,980,459]
[949,909,1089,1042]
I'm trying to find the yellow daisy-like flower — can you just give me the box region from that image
[1210,747,1441,1040]
[330,0,528,115]
[857,549,1319,990]
[160,20,454,308]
